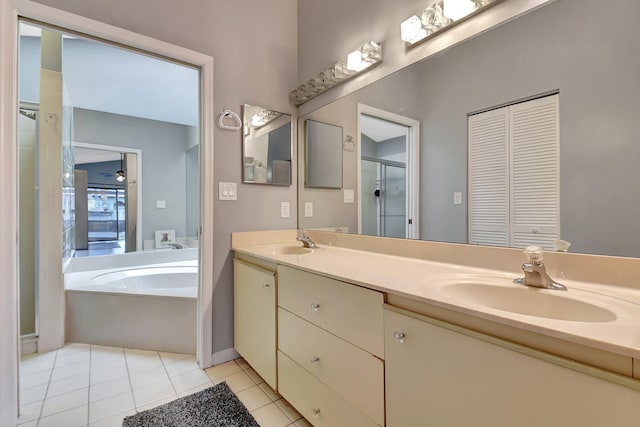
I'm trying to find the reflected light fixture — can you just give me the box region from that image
[250,109,282,129]
[289,41,382,106]
[400,0,498,47]
[116,153,126,182]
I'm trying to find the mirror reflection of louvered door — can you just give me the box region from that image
[468,94,559,250]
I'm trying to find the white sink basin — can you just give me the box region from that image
[254,243,313,256]
[438,280,617,323]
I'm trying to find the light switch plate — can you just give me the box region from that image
[281,201,290,218]
[344,189,355,204]
[156,200,166,209]
[304,202,313,218]
[453,191,463,205]
[219,182,237,201]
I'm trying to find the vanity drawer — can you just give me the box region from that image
[278,308,384,425]
[277,265,384,357]
[278,351,379,427]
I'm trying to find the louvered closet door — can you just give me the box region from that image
[509,95,559,249]
[468,107,509,247]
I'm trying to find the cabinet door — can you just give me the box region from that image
[385,307,640,427]
[233,259,276,389]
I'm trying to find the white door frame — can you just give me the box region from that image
[356,103,420,239]
[73,142,144,252]
[0,0,215,422]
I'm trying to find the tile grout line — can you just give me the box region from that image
[87,345,94,426]
[122,348,139,413]
[159,351,180,398]
[35,349,59,426]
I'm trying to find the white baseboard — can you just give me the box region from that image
[211,347,240,366]
[21,336,38,356]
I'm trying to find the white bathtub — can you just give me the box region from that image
[64,250,198,353]
[72,265,198,297]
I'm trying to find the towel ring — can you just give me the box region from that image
[217,109,242,131]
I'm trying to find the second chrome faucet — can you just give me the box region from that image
[513,246,566,291]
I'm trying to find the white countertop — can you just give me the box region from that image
[233,240,640,359]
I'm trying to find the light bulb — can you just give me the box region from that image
[401,15,427,44]
[443,0,475,21]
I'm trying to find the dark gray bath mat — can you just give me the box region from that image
[122,382,259,427]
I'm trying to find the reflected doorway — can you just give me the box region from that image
[358,105,420,239]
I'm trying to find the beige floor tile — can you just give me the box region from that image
[177,381,214,398]
[90,363,128,386]
[169,368,212,394]
[47,373,90,398]
[129,365,171,390]
[21,350,57,363]
[90,376,131,403]
[57,343,90,355]
[251,402,291,427]
[20,358,55,376]
[38,405,87,427]
[40,387,88,418]
[275,398,303,422]
[205,360,243,381]
[218,370,255,393]
[19,383,47,405]
[20,370,53,390]
[17,399,43,424]
[158,351,192,364]
[124,348,158,359]
[54,351,90,368]
[258,382,281,401]
[89,392,135,423]
[132,382,177,408]
[164,357,199,378]
[235,357,250,370]
[89,408,136,427]
[236,385,271,412]
[294,418,313,427]
[245,367,265,385]
[16,420,37,427]
[50,363,90,383]
[125,355,162,373]
[135,395,176,412]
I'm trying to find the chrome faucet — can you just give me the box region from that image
[167,243,183,250]
[513,246,566,291]
[297,230,318,249]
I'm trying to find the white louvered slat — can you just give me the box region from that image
[468,107,509,247]
[510,95,560,250]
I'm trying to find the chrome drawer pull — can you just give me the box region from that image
[311,303,320,311]
[311,356,320,364]
[394,331,406,343]
[262,283,270,288]
[311,408,321,417]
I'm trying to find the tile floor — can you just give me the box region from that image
[18,343,311,427]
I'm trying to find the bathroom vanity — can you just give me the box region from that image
[232,230,640,426]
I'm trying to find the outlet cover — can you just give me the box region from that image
[453,192,462,205]
[304,202,313,217]
[344,189,355,204]
[156,200,166,209]
[219,182,237,201]
[281,201,290,218]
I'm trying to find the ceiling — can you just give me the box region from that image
[19,23,199,127]
[74,147,121,165]
[361,114,408,142]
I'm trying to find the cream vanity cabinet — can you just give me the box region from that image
[233,258,277,389]
[384,305,640,427]
[277,265,385,427]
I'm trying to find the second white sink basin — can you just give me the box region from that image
[438,280,617,323]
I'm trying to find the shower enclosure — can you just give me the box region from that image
[361,158,407,238]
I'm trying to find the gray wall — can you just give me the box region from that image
[73,108,190,241]
[75,160,125,188]
[32,0,298,356]
[415,0,640,257]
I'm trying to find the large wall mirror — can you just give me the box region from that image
[298,0,640,258]
[242,104,292,185]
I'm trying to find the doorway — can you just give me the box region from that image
[358,104,420,239]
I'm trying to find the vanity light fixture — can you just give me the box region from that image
[400,0,499,47]
[250,109,282,129]
[289,41,382,106]
[116,153,126,182]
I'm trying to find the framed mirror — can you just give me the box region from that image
[242,104,292,185]
[297,0,640,259]
[305,119,343,189]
